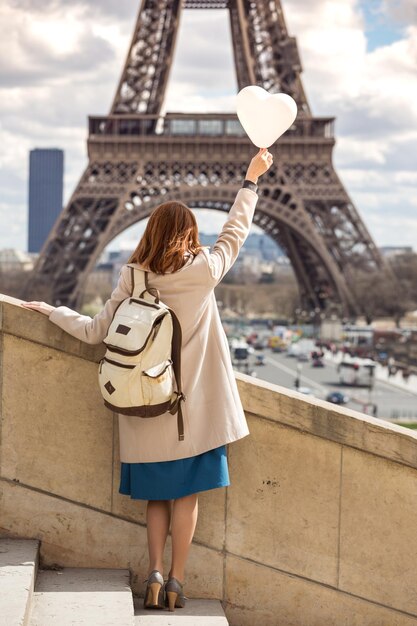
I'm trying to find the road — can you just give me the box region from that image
[234,349,417,421]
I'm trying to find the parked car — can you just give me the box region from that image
[255,353,265,366]
[326,391,349,405]
[297,386,314,395]
[312,358,325,367]
[269,336,287,352]
[234,347,249,361]
[311,350,324,360]
[253,339,268,350]
[297,353,309,362]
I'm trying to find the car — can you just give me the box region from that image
[269,336,287,351]
[311,350,324,360]
[312,358,325,367]
[233,347,249,361]
[297,353,309,362]
[326,391,349,405]
[255,354,265,366]
[297,386,314,395]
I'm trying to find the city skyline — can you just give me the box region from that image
[0,0,416,253]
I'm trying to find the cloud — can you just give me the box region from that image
[8,0,137,20]
[164,10,236,97]
[380,0,417,23]
[0,0,133,244]
[0,4,116,88]
[283,0,417,248]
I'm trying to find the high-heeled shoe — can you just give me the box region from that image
[143,570,165,609]
[164,575,189,611]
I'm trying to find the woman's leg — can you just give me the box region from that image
[169,493,199,582]
[146,499,172,576]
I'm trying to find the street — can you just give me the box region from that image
[234,349,417,421]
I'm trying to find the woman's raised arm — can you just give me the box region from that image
[205,148,273,285]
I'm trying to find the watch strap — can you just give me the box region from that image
[242,179,258,194]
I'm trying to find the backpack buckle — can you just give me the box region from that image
[168,391,186,415]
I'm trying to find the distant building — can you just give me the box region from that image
[109,248,134,288]
[83,262,114,298]
[28,148,64,253]
[199,232,286,262]
[380,246,413,258]
[93,234,291,285]
[228,253,262,278]
[0,248,34,272]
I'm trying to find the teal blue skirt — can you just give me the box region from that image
[118,444,230,500]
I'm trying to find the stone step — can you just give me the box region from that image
[29,567,134,626]
[133,596,229,625]
[0,536,39,626]
[0,536,228,626]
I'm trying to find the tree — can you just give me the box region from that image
[350,267,412,327]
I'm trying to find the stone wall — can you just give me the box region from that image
[1,294,417,625]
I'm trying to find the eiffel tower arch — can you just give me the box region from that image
[24,0,387,317]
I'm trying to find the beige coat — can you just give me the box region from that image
[48,187,259,462]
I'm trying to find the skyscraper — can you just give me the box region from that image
[28,148,64,253]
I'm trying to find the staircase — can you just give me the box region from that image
[0,537,228,626]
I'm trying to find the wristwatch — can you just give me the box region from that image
[242,179,258,194]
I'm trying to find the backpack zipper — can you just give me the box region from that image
[100,357,136,370]
[99,357,173,378]
[105,326,154,355]
[129,297,161,309]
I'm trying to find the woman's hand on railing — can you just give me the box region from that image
[245,147,274,184]
[21,301,56,317]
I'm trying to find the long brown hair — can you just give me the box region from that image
[127,200,204,274]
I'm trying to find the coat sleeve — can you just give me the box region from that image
[48,264,132,344]
[205,186,259,285]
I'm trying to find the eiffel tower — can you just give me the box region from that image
[24,0,387,317]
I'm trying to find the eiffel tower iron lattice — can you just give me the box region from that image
[24,0,388,317]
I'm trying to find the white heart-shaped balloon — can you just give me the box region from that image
[236,86,298,148]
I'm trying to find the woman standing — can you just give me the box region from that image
[21,147,273,611]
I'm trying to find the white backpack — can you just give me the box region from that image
[98,263,186,441]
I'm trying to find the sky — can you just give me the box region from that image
[0,0,416,255]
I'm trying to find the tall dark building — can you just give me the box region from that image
[28,148,64,253]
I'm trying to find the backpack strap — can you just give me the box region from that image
[125,264,145,299]
[167,307,186,441]
[126,264,160,302]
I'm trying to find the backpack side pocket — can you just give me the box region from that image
[142,359,174,405]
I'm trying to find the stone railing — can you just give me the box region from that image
[1,294,417,625]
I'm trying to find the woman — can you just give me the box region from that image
[21,146,273,611]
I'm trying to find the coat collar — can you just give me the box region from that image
[129,252,195,274]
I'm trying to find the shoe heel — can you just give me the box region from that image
[166,590,178,611]
[149,582,162,606]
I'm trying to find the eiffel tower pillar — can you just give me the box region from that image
[23,0,388,318]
